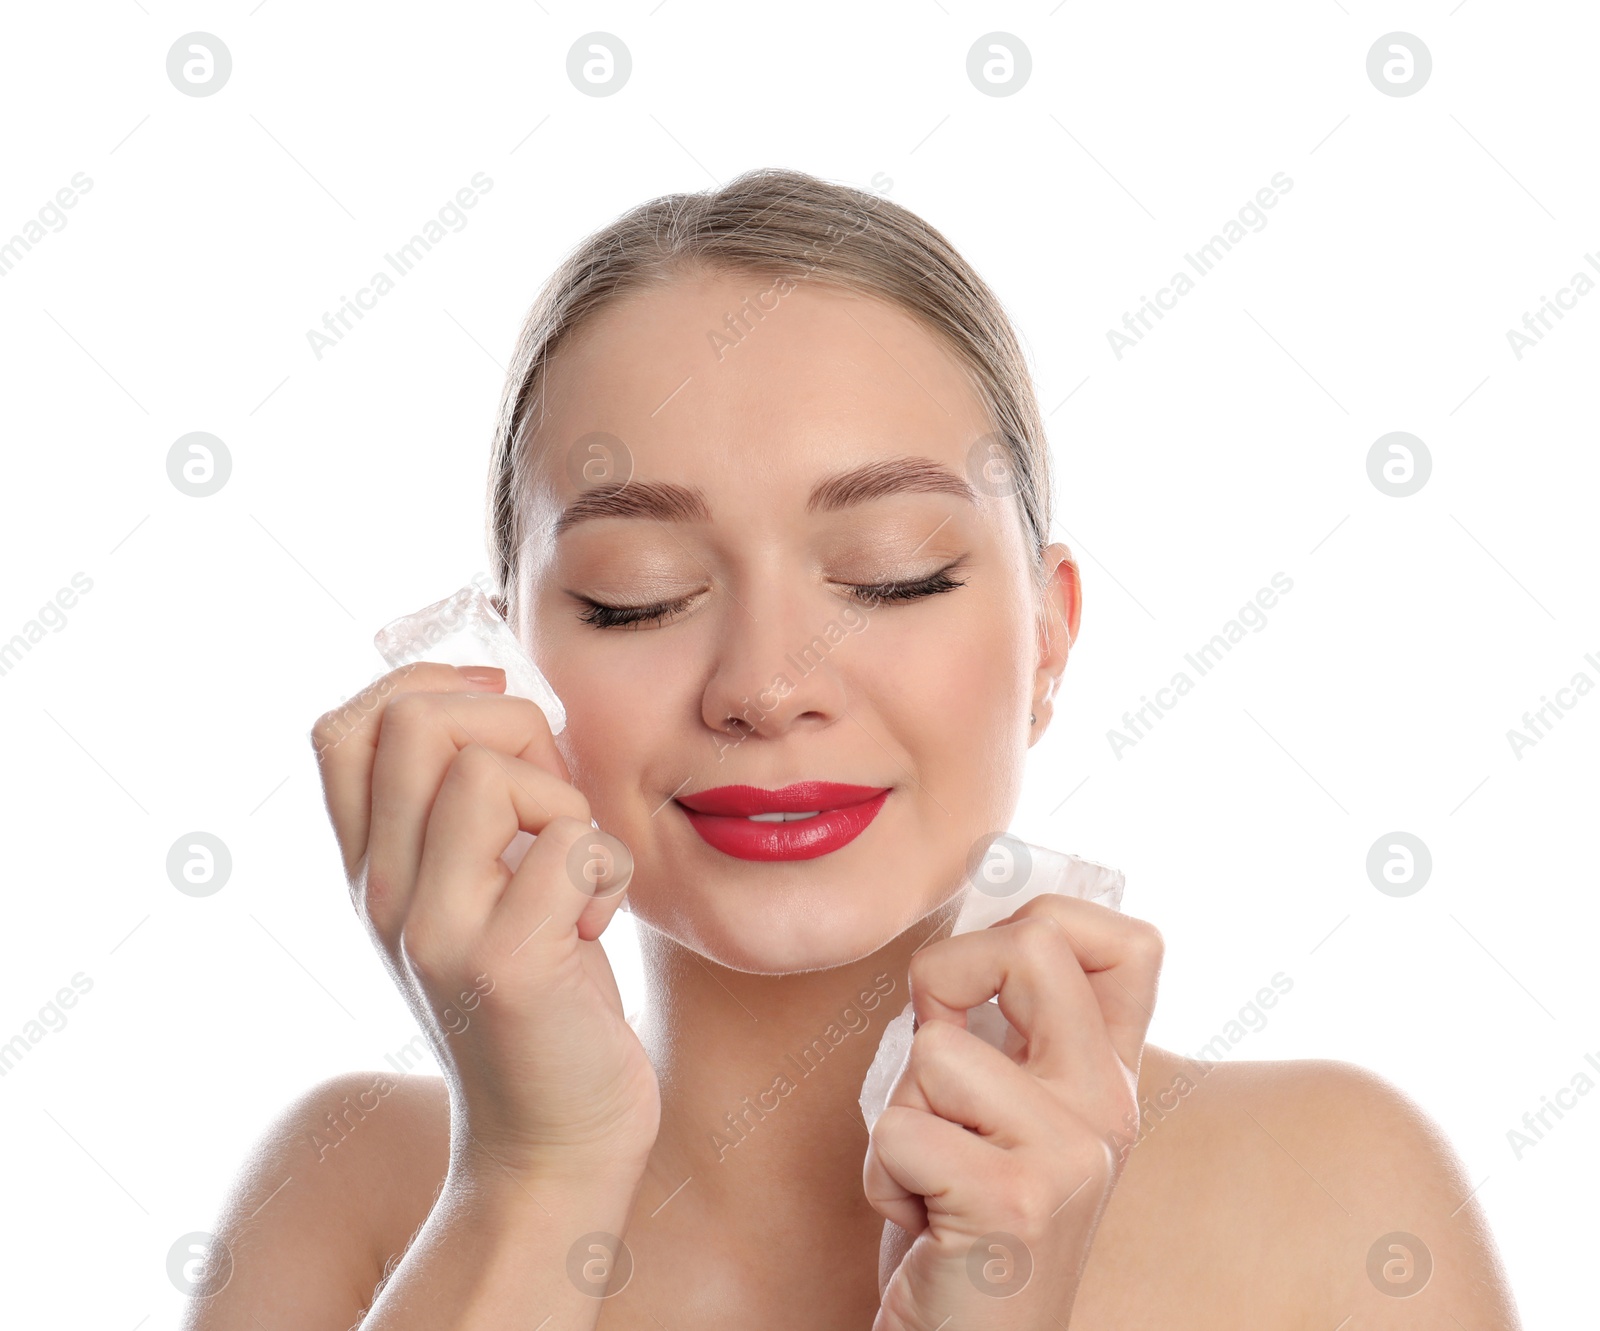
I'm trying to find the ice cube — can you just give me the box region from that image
[373,583,574,874]
[857,836,1126,1133]
[373,583,567,736]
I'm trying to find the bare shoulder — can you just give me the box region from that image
[180,1069,451,1330]
[1079,1045,1523,1329]
[335,1070,454,1299]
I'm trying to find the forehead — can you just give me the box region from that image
[531,271,997,512]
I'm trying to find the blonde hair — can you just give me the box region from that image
[485,166,1052,616]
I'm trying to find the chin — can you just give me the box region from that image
[636,879,954,976]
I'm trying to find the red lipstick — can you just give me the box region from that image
[675,781,890,861]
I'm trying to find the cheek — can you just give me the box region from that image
[549,646,701,831]
[875,600,1031,811]
[894,582,1031,718]
[553,686,645,811]
[916,637,1027,788]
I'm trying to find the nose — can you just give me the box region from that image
[699,576,855,741]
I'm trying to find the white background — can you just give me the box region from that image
[1,3,1593,1326]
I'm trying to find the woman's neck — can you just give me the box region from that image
[628,902,961,1243]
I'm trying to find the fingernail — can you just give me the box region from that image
[460,666,505,686]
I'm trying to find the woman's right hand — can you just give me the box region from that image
[309,661,660,1185]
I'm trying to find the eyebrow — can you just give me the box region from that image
[552,455,979,537]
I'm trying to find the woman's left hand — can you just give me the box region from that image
[862,893,1164,1331]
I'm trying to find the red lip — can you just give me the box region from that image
[674,782,891,861]
[676,782,888,815]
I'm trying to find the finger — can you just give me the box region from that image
[864,1101,1002,1238]
[484,815,634,961]
[909,911,1112,1085]
[366,689,586,945]
[408,747,594,949]
[310,662,545,878]
[911,898,1161,1078]
[1008,896,1163,1075]
[309,661,460,875]
[885,1016,1054,1150]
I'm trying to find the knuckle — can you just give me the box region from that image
[384,688,436,730]
[1128,918,1165,963]
[1008,894,1077,940]
[545,812,594,846]
[397,916,449,980]
[360,905,401,960]
[976,1159,1054,1234]
[503,692,553,733]
[1004,1166,1061,1225]
[1015,914,1070,967]
[869,1103,917,1147]
[309,704,357,757]
[1014,893,1073,920]
[905,946,939,996]
[908,1015,962,1063]
[308,710,335,751]
[313,668,423,755]
[1069,1126,1120,1183]
[354,870,394,932]
[448,742,504,788]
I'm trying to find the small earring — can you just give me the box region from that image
[1029,712,1037,725]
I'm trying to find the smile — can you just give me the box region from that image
[674,781,891,861]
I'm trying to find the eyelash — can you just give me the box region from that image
[575,562,970,630]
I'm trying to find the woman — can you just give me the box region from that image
[184,168,1522,1329]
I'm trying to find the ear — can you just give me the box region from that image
[1031,543,1081,730]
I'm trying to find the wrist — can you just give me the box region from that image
[447,1136,650,1203]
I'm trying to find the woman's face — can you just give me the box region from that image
[513,270,1076,973]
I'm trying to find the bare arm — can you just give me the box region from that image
[178,1073,648,1330]
[177,1072,412,1330]
[359,1146,648,1327]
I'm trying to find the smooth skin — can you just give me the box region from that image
[182,272,1522,1330]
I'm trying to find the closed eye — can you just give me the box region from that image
[848,560,969,608]
[573,558,970,630]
